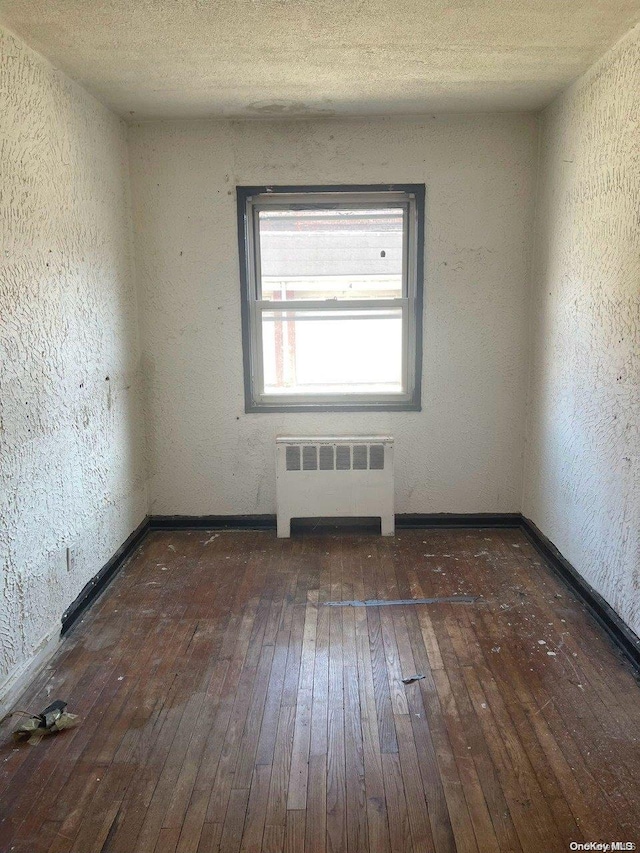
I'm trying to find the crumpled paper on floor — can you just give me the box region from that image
[3,700,80,745]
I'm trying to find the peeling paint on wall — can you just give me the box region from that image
[524,26,640,636]
[0,27,147,689]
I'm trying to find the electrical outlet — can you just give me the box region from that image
[66,546,76,573]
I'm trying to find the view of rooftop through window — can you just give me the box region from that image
[258,208,404,300]
[258,207,405,395]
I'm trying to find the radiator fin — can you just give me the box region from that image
[302,445,318,470]
[286,446,301,471]
[319,446,334,470]
[336,445,351,470]
[353,445,368,470]
[369,444,385,470]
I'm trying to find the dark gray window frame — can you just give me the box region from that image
[236,184,425,413]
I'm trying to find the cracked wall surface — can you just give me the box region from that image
[0,27,147,690]
[523,26,640,635]
[128,114,538,517]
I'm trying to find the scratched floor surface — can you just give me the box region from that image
[1,527,639,852]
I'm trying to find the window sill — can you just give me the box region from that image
[245,398,422,413]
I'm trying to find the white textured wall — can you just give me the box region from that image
[0,27,147,690]
[128,115,538,516]
[523,27,640,635]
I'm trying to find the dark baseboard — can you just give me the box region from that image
[520,516,640,675]
[148,512,522,531]
[396,513,521,529]
[59,511,640,676]
[148,514,276,530]
[60,517,150,636]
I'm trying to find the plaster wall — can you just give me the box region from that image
[0,27,147,692]
[128,115,538,516]
[523,27,640,634]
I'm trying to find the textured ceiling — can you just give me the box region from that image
[2,0,639,118]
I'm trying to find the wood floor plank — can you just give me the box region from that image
[309,563,330,760]
[240,764,272,853]
[344,664,369,853]
[262,824,285,853]
[284,809,306,853]
[366,607,399,755]
[233,642,277,790]
[219,787,250,853]
[286,586,318,812]
[197,822,223,853]
[265,705,296,828]
[381,752,413,853]
[326,547,346,853]
[305,753,327,853]
[326,706,346,853]
[286,687,313,811]
[354,605,392,853]
[394,714,437,853]
[255,639,291,768]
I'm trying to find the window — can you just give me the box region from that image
[237,184,424,412]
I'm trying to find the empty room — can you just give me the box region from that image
[1,1,639,851]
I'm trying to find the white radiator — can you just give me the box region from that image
[275,436,394,538]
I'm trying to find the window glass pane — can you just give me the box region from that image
[258,208,403,300]
[261,308,403,395]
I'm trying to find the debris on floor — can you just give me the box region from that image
[402,674,426,684]
[3,700,80,745]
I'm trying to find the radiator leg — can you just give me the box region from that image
[277,516,291,539]
[381,515,395,537]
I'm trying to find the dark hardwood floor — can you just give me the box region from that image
[1,527,638,852]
